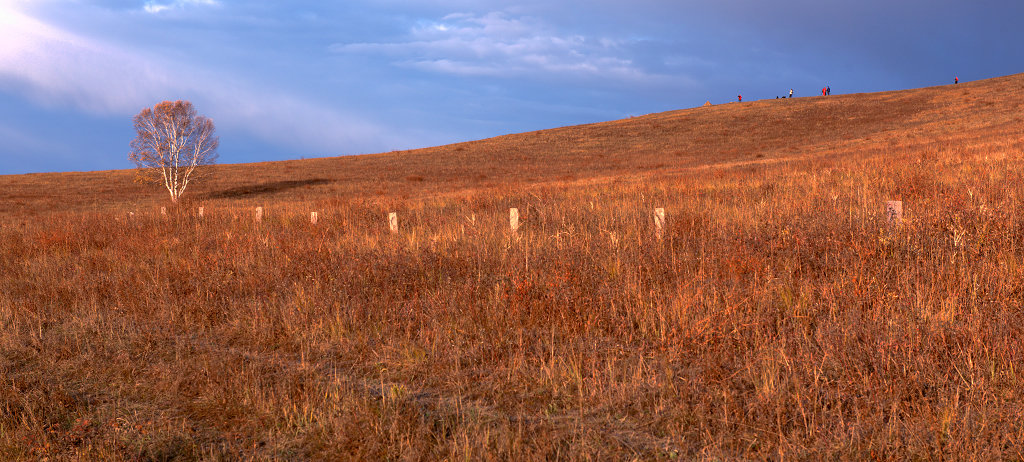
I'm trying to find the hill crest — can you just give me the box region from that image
[2,72,1023,216]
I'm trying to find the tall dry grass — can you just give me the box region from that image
[3,134,1024,459]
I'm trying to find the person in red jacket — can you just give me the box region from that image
[955,76,959,84]
[738,94,742,102]
[822,87,827,96]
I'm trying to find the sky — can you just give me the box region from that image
[1,0,1023,175]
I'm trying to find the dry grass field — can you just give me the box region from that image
[2,74,1024,459]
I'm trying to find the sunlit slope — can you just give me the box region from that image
[2,73,1023,216]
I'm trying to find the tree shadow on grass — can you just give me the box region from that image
[201,178,333,200]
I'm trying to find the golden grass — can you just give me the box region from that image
[2,74,1024,459]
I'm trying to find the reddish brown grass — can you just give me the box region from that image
[2,74,1024,459]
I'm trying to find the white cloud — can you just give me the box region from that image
[0,6,178,114]
[332,12,672,84]
[0,2,390,155]
[143,0,219,15]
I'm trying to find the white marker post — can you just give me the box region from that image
[255,207,263,223]
[654,208,666,240]
[885,201,903,225]
[388,212,398,233]
[510,208,520,233]
[310,211,319,225]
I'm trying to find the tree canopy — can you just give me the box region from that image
[129,100,218,203]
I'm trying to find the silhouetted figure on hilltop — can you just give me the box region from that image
[827,86,831,95]
[955,76,959,84]
[738,94,742,102]
[789,89,794,98]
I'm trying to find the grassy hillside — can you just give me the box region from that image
[4,73,1022,216]
[2,74,1024,459]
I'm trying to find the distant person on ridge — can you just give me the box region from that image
[827,86,831,95]
[955,76,959,84]
[738,94,742,102]
[822,87,827,96]
[789,89,794,98]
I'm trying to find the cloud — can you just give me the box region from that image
[0,2,390,155]
[0,6,178,114]
[332,11,676,84]
[143,0,219,14]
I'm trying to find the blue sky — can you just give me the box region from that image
[1,0,1022,174]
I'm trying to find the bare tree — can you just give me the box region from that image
[129,100,218,203]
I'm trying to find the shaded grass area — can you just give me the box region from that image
[201,178,334,200]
